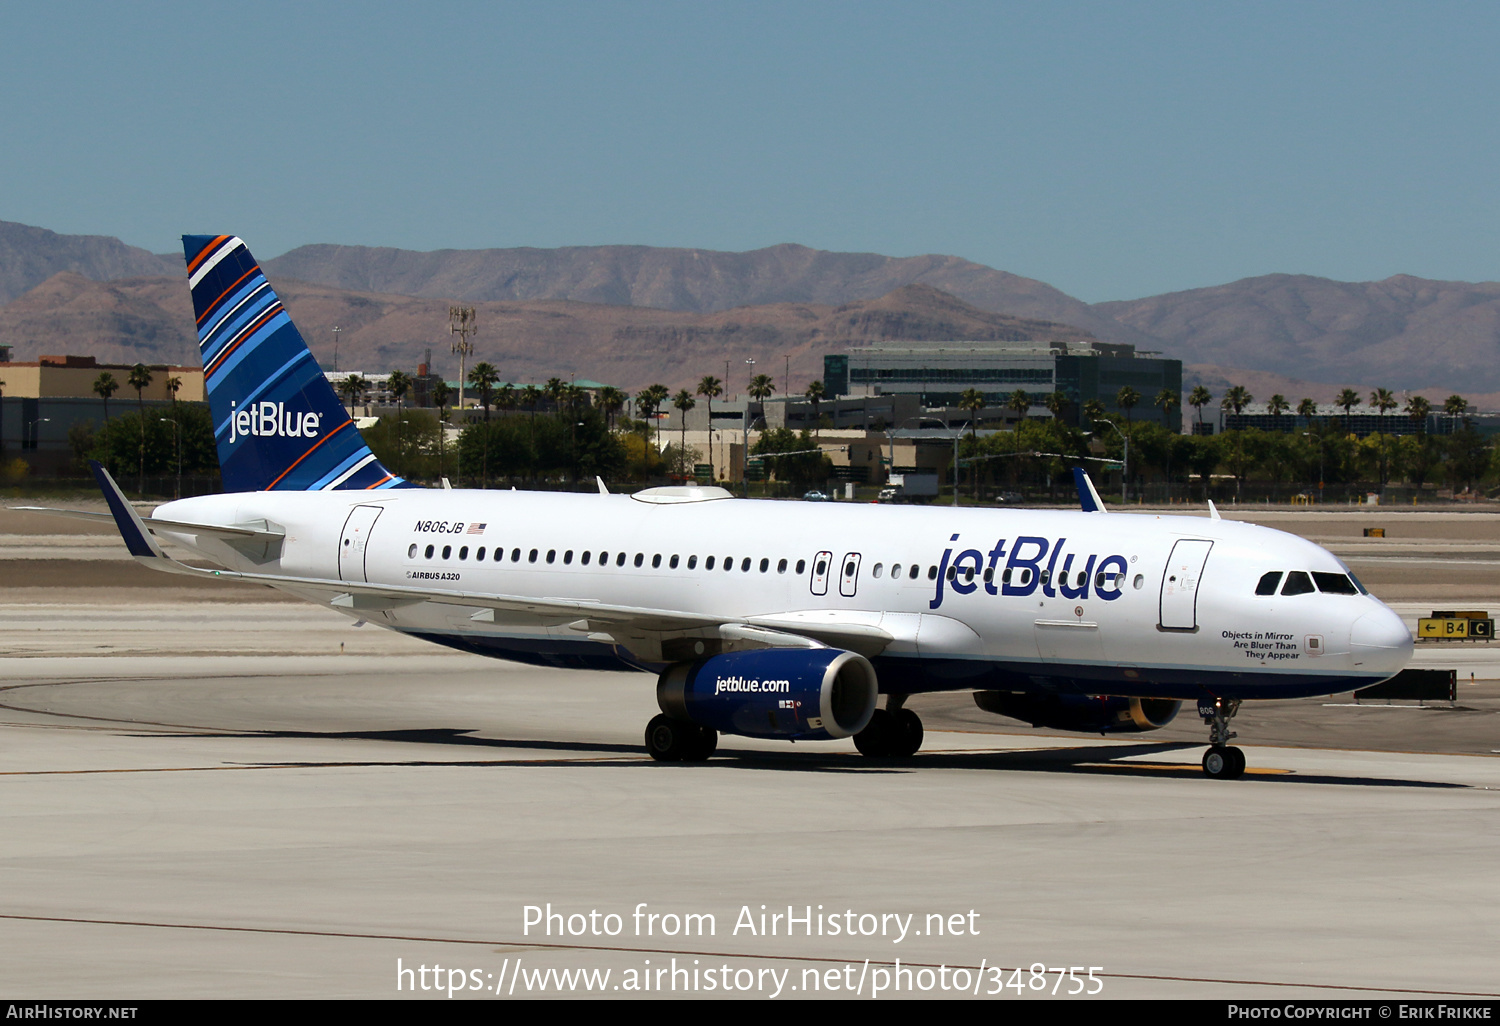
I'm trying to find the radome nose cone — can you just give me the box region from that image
[1350,608,1414,669]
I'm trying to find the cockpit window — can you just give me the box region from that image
[1255,571,1283,596]
[1312,572,1358,595]
[1281,571,1315,596]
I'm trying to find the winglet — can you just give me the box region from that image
[1073,467,1107,513]
[89,461,167,560]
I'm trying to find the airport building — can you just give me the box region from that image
[823,340,1183,432]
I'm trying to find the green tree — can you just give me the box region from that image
[1267,394,1289,431]
[1116,385,1140,426]
[803,379,826,439]
[1335,388,1362,433]
[1154,387,1180,431]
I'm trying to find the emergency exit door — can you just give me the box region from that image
[1159,539,1212,630]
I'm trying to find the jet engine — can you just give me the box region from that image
[657,648,878,740]
[973,692,1181,734]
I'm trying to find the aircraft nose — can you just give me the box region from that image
[1349,607,1413,671]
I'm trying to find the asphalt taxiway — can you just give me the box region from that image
[2,506,1499,999]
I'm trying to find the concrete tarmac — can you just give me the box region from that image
[2,505,1500,1000]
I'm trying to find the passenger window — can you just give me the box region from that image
[634,553,644,568]
[547,550,556,564]
[442,545,452,559]
[581,551,591,565]
[946,566,956,581]
[872,563,883,578]
[495,548,504,562]
[759,558,769,573]
[408,544,417,559]
[1002,568,1011,584]
[706,556,716,570]
[1313,572,1358,595]
[777,558,787,573]
[1039,569,1050,585]
[459,546,468,560]
[1281,571,1315,596]
[564,550,573,565]
[512,548,521,561]
[652,554,662,568]
[816,559,827,576]
[1255,572,1283,596]
[529,549,538,563]
[982,567,992,583]
[670,554,679,569]
[688,555,698,569]
[425,544,434,559]
[1132,574,1144,589]
[741,557,751,572]
[892,564,902,579]
[928,566,938,580]
[476,547,485,561]
[616,552,626,566]
[724,556,734,571]
[796,559,806,574]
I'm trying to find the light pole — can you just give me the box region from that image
[742,358,755,495]
[331,326,341,373]
[450,306,478,415]
[159,417,181,499]
[1095,418,1130,504]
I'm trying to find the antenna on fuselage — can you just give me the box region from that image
[1208,500,1222,520]
[596,476,610,495]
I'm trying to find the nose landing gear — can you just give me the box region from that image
[1198,697,1246,779]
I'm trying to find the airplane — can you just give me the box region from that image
[20,235,1414,779]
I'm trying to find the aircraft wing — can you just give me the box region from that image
[83,462,892,656]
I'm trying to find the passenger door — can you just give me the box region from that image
[838,552,862,598]
[810,550,832,596]
[1159,539,1213,630]
[339,505,384,583]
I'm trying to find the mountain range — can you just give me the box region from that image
[3,220,1499,402]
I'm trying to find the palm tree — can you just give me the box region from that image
[339,374,369,413]
[1116,385,1140,426]
[1267,394,1289,431]
[387,369,412,475]
[1370,387,1397,431]
[432,380,452,477]
[1188,386,1212,434]
[1335,388,1361,433]
[1297,397,1318,429]
[1082,398,1106,429]
[1444,394,1469,432]
[165,376,181,407]
[673,389,696,475]
[92,373,117,443]
[696,376,725,478]
[803,379,826,438]
[1220,384,1252,417]
[1405,394,1432,435]
[468,362,500,421]
[127,364,153,493]
[1154,387,1180,431]
[637,383,670,463]
[748,374,774,403]
[596,386,624,430]
[1045,390,1069,425]
[1005,389,1029,425]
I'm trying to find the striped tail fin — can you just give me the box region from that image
[182,234,407,492]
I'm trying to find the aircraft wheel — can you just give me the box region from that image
[645,714,691,762]
[681,725,718,762]
[1202,746,1240,779]
[1225,745,1246,778]
[854,709,896,757]
[892,708,924,757]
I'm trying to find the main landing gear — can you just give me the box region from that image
[1199,697,1246,780]
[854,695,924,758]
[645,714,717,762]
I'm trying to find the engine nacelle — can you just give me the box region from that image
[973,692,1181,734]
[657,649,878,740]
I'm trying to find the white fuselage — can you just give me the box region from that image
[152,488,1412,701]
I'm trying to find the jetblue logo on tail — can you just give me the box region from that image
[229,401,322,444]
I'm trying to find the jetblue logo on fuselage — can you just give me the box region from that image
[228,401,321,444]
[929,533,1129,609]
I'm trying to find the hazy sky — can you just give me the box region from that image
[4,1,1498,302]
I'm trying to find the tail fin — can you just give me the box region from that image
[182,234,406,492]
